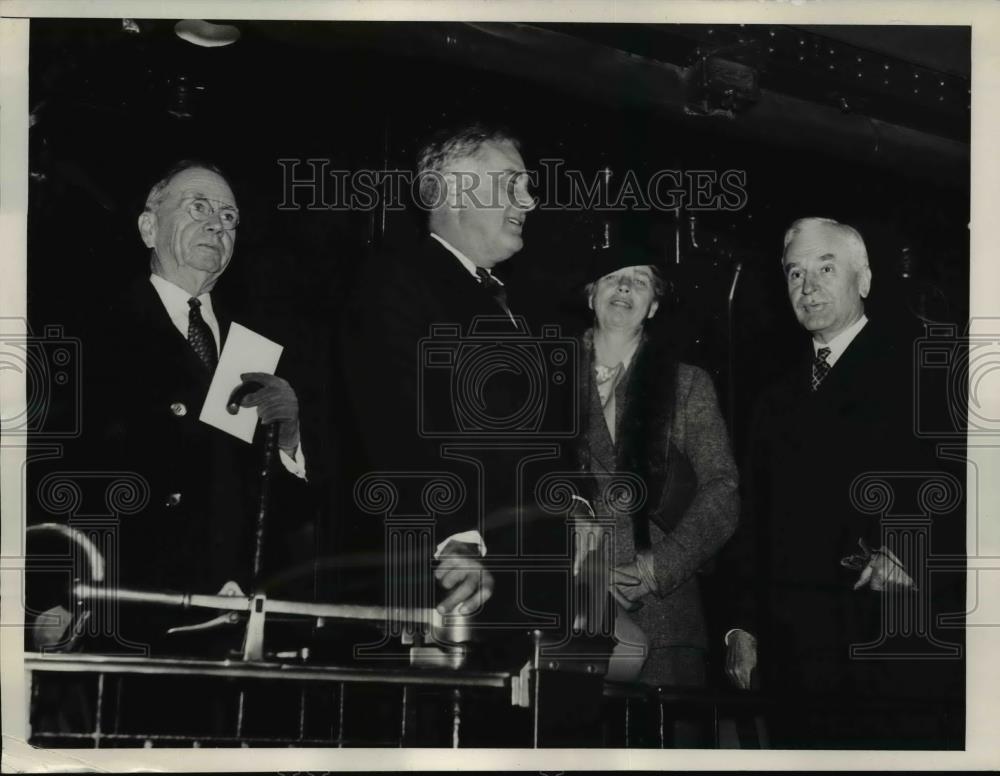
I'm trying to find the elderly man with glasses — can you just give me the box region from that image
[29,160,311,657]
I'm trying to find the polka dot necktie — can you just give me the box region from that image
[475,267,515,323]
[811,346,832,392]
[187,297,218,371]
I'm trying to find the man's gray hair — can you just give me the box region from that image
[416,122,521,209]
[782,217,869,271]
[143,159,228,211]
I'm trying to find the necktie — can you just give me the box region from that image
[811,346,832,392]
[475,268,515,324]
[187,297,218,371]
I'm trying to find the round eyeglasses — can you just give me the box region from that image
[185,197,239,231]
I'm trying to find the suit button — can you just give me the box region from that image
[170,402,187,417]
[165,492,183,507]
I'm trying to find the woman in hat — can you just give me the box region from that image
[577,244,739,689]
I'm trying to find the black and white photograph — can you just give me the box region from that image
[1,0,997,770]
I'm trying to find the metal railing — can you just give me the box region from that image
[25,652,776,748]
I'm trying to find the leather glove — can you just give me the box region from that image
[239,372,301,453]
[610,551,659,611]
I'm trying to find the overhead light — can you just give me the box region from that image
[174,19,240,48]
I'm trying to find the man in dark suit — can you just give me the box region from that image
[29,160,310,654]
[722,217,962,748]
[340,123,546,621]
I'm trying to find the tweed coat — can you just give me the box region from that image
[577,331,739,681]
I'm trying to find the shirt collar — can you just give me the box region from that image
[149,272,215,320]
[430,232,504,286]
[813,314,868,367]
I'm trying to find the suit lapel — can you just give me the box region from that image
[588,370,616,468]
[215,303,233,353]
[579,332,616,472]
[422,238,519,333]
[131,277,215,388]
[613,354,641,457]
[811,322,877,402]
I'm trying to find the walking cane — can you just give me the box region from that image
[227,381,279,585]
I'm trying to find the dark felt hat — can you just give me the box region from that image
[555,218,676,318]
[583,241,664,285]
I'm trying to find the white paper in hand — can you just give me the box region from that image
[199,323,283,443]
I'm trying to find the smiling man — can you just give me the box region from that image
[781,217,872,346]
[420,130,535,274]
[137,161,305,465]
[340,123,541,623]
[719,217,961,749]
[29,160,313,655]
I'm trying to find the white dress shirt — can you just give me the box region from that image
[148,273,307,479]
[150,272,221,351]
[430,232,516,328]
[813,314,868,367]
[430,232,505,286]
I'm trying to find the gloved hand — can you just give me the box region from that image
[239,372,301,454]
[610,551,658,611]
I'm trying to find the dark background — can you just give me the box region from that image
[26,18,970,676]
[27,18,970,438]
